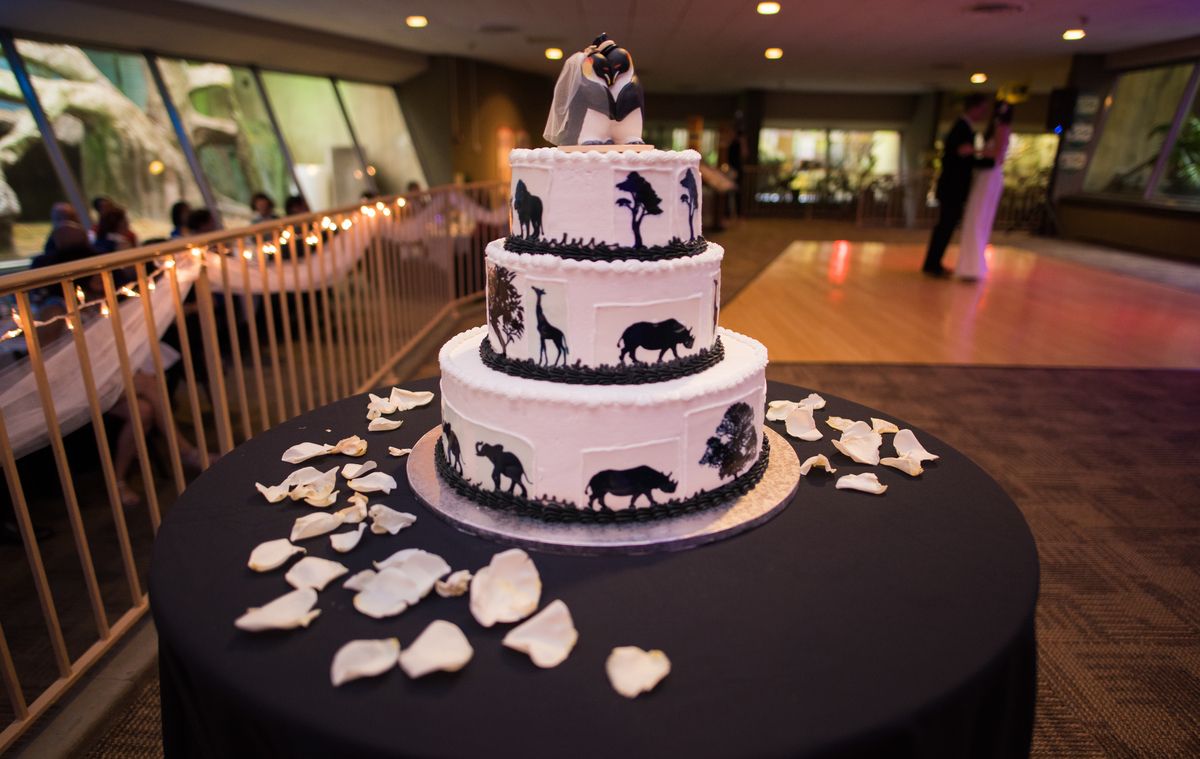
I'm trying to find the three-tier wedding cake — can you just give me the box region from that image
[435,35,768,522]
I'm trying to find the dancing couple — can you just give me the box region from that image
[923,93,1014,281]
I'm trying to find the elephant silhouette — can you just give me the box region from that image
[475,442,531,497]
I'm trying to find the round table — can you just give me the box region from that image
[150,378,1038,759]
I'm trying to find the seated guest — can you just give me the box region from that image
[251,192,278,223]
[170,201,191,238]
[284,195,309,216]
[39,202,84,258]
[93,207,133,254]
[90,196,139,248]
[186,208,218,235]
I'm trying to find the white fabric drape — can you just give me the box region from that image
[0,264,197,460]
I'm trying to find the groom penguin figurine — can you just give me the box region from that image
[544,33,645,146]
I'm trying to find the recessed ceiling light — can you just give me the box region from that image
[970,72,988,84]
[1062,28,1085,40]
[405,15,428,28]
[757,2,781,14]
[545,47,563,60]
[765,47,783,60]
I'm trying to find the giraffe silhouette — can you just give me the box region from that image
[531,287,568,367]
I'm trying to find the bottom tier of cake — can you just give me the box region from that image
[437,326,768,519]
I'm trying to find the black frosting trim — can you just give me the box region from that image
[434,435,770,524]
[503,234,708,262]
[480,336,724,385]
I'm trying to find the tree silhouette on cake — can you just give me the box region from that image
[487,265,524,356]
[699,402,757,479]
[615,171,662,249]
[680,169,699,242]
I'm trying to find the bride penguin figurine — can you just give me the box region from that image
[544,33,645,146]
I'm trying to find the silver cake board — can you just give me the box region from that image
[407,426,800,556]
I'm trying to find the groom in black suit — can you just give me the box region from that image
[923,94,995,276]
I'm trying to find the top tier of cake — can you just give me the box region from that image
[508,148,703,255]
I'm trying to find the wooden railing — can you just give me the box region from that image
[0,180,507,749]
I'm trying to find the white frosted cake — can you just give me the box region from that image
[437,146,769,521]
[436,34,767,521]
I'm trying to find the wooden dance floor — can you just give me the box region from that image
[720,240,1200,368]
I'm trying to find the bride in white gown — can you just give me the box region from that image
[957,101,1013,281]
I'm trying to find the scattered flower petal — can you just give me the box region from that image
[281,442,334,464]
[831,421,883,465]
[342,568,377,592]
[234,588,320,631]
[248,538,305,572]
[766,400,798,422]
[330,523,368,553]
[871,417,900,435]
[289,467,338,503]
[353,568,423,618]
[388,447,412,457]
[894,429,940,462]
[254,482,289,503]
[369,504,417,535]
[367,392,396,417]
[503,600,579,668]
[470,548,542,628]
[798,454,836,476]
[836,473,888,495]
[349,472,398,494]
[368,417,403,432]
[331,638,400,687]
[606,647,670,698]
[825,416,858,432]
[784,406,822,441]
[799,392,827,411]
[881,455,924,476]
[285,556,349,591]
[398,620,473,678]
[290,512,344,542]
[334,435,368,457]
[303,489,339,508]
[435,570,472,598]
[341,460,377,480]
[335,499,368,525]
[374,548,449,594]
[389,387,435,411]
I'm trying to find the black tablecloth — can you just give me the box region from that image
[150,378,1038,759]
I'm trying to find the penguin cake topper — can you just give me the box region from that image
[544,33,646,147]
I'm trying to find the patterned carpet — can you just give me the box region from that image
[76,363,1200,758]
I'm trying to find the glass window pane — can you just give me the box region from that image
[15,39,206,241]
[158,59,296,226]
[1083,63,1195,196]
[335,80,426,195]
[0,45,73,260]
[1154,88,1200,203]
[261,71,366,208]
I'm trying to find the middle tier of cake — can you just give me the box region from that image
[438,326,768,516]
[484,239,723,381]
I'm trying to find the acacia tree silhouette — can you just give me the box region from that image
[699,402,757,479]
[616,171,663,249]
[680,169,699,241]
[487,265,524,355]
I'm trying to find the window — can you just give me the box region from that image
[0,44,74,260]
[158,59,295,226]
[1003,133,1060,188]
[1083,63,1196,196]
[335,80,426,194]
[15,39,205,241]
[261,71,366,209]
[1155,89,1200,203]
[756,128,900,203]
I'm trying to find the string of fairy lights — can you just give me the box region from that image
[0,199,415,347]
